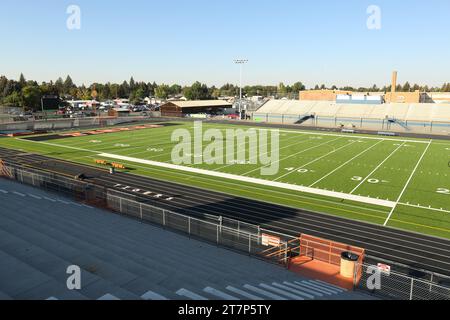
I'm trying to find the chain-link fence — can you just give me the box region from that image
[357,263,450,300]
[1,161,449,300]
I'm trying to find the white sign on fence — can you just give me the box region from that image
[377,263,391,275]
[262,234,281,247]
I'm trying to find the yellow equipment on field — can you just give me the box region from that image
[111,162,126,169]
[94,159,108,165]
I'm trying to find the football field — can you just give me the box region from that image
[1,121,449,239]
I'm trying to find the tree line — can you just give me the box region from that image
[1,73,449,110]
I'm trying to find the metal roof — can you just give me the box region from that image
[163,100,232,108]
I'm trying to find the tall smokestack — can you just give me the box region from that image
[391,71,398,93]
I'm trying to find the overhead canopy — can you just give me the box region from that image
[162,100,232,109]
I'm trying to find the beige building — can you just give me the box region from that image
[299,89,353,101]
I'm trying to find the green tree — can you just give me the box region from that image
[54,77,64,94]
[130,87,146,104]
[183,81,210,100]
[292,82,306,93]
[3,91,22,106]
[169,84,182,95]
[278,82,287,94]
[63,75,75,94]
[155,84,170,99]
[403,82,411,92]
[19,73,26,89]
[21,85,42,110]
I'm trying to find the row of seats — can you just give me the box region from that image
[44,279,352,300]
[256,100,450,122]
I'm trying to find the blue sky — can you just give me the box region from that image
[1,0,449,88]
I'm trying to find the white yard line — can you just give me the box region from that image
[242,137,343,176]
[383,141,433,226]
[398,202,450,214]
[274,140,357,181]
[309,139,385,187]
[350,141,406,194]
[98,152,396,208]
[212,133,310,171]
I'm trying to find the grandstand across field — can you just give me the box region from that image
[253,100,450,135]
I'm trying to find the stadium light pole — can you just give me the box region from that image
[234,59,248,119]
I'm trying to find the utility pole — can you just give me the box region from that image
[234,59,248,119]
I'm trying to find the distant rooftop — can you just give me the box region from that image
[163,100,232,108]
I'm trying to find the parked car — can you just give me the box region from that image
[227,114,240,120]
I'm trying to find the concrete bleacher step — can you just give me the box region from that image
[140,290,169,300]
[0,291,13,300]
[0,216,142,300]
[282,281,325,298]
[242,284,287,300]
[97,293,121,300]
[0,209,141,283]
[122,278,180,300]
[202,287,239,300]
[258,283,305,300]
[301,280,344,294]
[314,279,347,292]
[0,204,182,285]
[15,203,251,286]
[176,288,209,300]
[271,282,315,299]
[15,191,272,278]
[4,185,296,284]
[296,281,340,295]
[225,286,264,300]
[80,280,142,300]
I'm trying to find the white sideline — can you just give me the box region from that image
[98,152,396,208]
[258,128,430,143]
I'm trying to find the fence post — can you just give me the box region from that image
[237,221,240,240]
[188,217,191,238]
[409,278,414,300]
[119,198,122,213]
[353,262,359,289]
[139,203,143,220]
[162,210,166,227]
[216,225,219,245]
[429,274,433,292]
[284,243,288,269]
[248,235,251,255]
[257,226,261,244]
